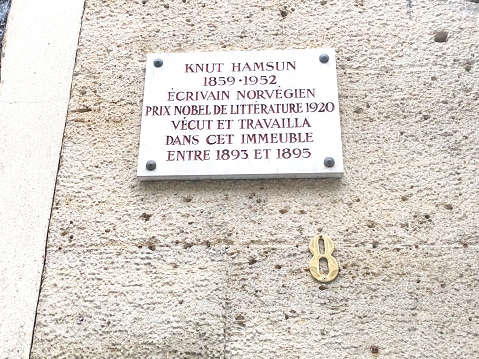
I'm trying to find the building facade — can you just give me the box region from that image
[1,0,478,358]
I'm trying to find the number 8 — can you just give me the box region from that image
[309,235,339,283]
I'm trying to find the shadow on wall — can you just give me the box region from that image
[0,0,11,69]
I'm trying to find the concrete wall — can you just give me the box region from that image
[26,0,478,358]
[0,1,84,358]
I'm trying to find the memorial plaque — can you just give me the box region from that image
[137,49,343,180]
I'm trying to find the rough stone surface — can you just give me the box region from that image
[31,0,478,358]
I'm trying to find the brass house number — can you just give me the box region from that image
[309,235,339,283]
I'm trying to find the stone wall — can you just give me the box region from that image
[30,0,478,358]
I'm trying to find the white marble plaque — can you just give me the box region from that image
[137,49,343,180]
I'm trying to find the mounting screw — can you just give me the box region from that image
[77,317,83,325]
[146,160,156,170]
[153,58,163,67]
[371,346,379,354]
[319,54,329,63]
[324,157,335,167]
